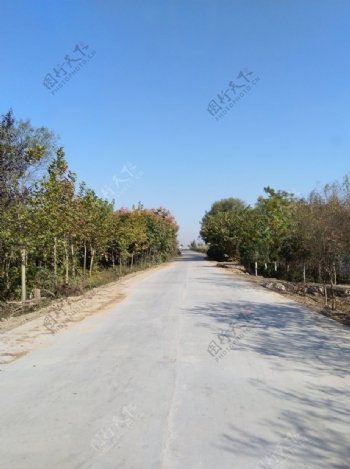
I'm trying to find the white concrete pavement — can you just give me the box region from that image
[0,251,349,469]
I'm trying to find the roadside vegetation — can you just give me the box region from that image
[0,110,178,316]
[200,182,350,316]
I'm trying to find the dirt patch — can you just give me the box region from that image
[217,262,350,327]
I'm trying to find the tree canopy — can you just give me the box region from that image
[0,110,179,301]
[200,182,350,284]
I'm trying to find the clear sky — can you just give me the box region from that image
[1,0,350,245]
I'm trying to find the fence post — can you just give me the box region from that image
[33,288,41,304]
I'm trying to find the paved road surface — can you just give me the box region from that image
[0,252,349,468]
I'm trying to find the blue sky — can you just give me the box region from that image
[1,0,350,244]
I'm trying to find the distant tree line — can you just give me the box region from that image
[188,240,208,253]
[0,110,178,301]
[200,182,350,287]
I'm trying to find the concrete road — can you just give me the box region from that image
[0,252,349,469]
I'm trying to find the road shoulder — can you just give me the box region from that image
[0,262,173,366]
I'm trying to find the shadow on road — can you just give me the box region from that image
[186,299,349,375]
[174,251,207,262]
[184,270,350,468]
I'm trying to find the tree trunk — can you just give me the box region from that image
[254,261,258,277]
[83,243,87,277]
[53,237,57,282]
[4,253,10,291]
[21,247,27,302]
[71,244,76,278]
[64,241,69,284]
[330,272,336,310]
[303,264,306,284]
[89,247,95,277]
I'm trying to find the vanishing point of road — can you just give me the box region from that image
[0,252,349,469]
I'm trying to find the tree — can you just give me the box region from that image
[0,109,56,209]
[0,110,56,300]
[0,110,179,303]
[200,198,246,260]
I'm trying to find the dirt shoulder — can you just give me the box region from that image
[217,262,350,327]
[0,262,172,366]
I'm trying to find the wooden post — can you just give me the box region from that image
[303,264,306,284]
[33,288,41,304]
[254,261,258,277]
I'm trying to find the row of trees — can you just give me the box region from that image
[200,182,350,286]
[189,240,207,253]
[0,110,179,301]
